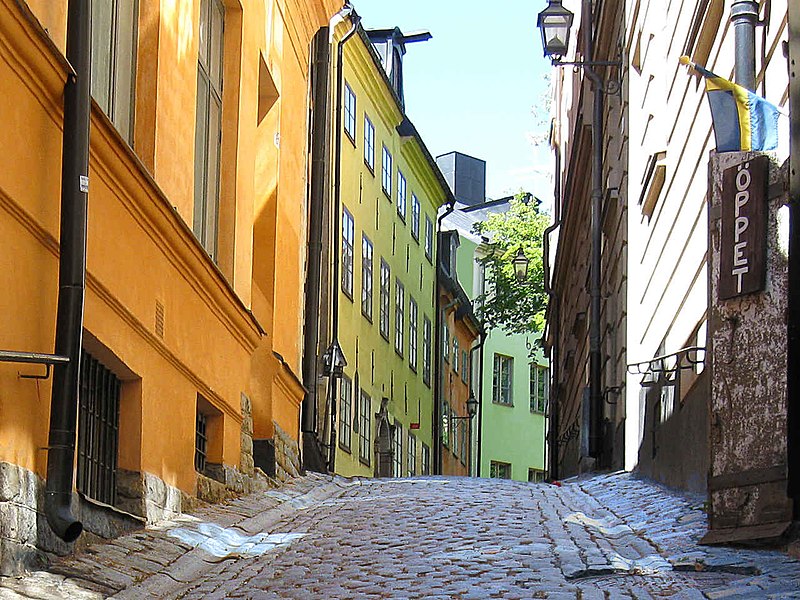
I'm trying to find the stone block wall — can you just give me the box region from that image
[274,422,301,481]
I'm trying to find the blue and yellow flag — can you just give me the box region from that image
[680,55,780,153]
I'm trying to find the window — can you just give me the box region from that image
[453,338,459,373]
[77,352,121,506]
[528,468,545,483]
[421,443,430,475]
[195,410,208,473]
[339,376,352,451]
[194,0,225,261]
[424,215,434,261]
[490,461,511,479]
[364,115,375,171]
[493,354,514,405]
[411,194,420,241]
[380,259,391,339]
[461,350,469,383]
[397,171,407,220]
[343,82,356,141]
[395,280,405,356]
[441,401,450,447]
[443,327,450,363]
[91,0,137,143]
[422,316,432,386]
[408,297,418,371]
[382,145,393,197]
[361,235,373,320]
[359,390,371,465]
[342,208,355,299]
[393,421,403,477]
[530,364,548,413]
[407,433,416,476]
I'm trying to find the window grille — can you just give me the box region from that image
[195,410,208,473]
[77,352,121,506]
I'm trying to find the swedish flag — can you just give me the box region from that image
[680,56,780,153]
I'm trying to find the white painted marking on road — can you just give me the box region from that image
[167,523,306,558]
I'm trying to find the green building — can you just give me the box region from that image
[437,152,548,482]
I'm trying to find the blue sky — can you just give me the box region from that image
[353,0,554,202]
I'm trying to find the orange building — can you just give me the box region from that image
[0,0,337,573]
[437,231,482,476]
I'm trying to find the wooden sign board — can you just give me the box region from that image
[719,156,768,300]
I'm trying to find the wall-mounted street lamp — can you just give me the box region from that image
[322,340,347,378]
[512,247,530,282]
[537,0,620,464]
[537,0,574,61]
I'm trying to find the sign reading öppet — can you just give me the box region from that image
[719,155,768,300]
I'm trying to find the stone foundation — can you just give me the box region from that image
[274,422,301,481]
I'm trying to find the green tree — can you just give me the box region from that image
[473,193,549,335]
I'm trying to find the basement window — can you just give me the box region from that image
[77,352,121,506]
[195,395,222,477]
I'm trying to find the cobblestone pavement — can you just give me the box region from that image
[1,471,799,599]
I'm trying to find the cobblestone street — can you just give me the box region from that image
[1,472,799,599]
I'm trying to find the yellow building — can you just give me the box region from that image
[303,18,454,477]
[0,0,337,573]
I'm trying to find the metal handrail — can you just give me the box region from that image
[0,350,69,380]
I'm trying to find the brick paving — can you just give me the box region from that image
[1,471,799,599]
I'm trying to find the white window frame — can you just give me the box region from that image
[393,421,403,477]
[359,390,371,465]
[397,171,407,220]
[343,82,356,141]
[424,215,434,262]
[361,234,373,320]
[530,364,549,414]
[338,376,352,451]
[364,114,375,171]
[342,208,354,298]
[407,432,416,477]
[493,354,514,406]
[382,145,393,197]
[395,280,405,356]
[422,315,432,386]
[379,259,391,340]
[411,194,420,241]
[409,297,418,372]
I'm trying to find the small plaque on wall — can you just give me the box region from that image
[719,156,768,300]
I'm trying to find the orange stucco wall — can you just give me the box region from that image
[0,0,337,501]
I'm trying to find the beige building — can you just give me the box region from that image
[548,0,790,495]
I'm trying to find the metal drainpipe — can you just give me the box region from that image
[582,0,605,462]
[326,4,360,474]
[301,26,331,471]
[469,331,486,477]
[543,141,563,481]
[432,204,455,474]
[731,0,759,91]
[45,0,91,543]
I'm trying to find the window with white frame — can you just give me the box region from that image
[343,82,356,142]
[461,350,469,383]
[453,338,459,373]
[408,297,418,371]
[411,194,420,241]
[530,364,548,413]
[193,0,225,261]
[364,114,375,171]
[379,259,391,340]
[395,280,405,356]
[490,460,511,479]
[422,316,432,386]
[361,235,373,320]
[407,432,416,476]
[359,389,371,465]
[91,0,138,144]
[493,354,513,405]
[338,376,352,451]
[342,208,354,298]
[528,468,545,483]
[382,145,393,197]
[421,443,430,475]
[393,421,403,477]
[424,215,434,261]
[397,171,407,220]
[443,326,449,363]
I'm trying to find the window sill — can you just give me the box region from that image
[362,310,373,323]
[382,188,392,202]
[492,400,514,407]
[338,443,352,454]
[359,457,371,467]
[364,160,375,175]
[345,130,356,147]
[343,289,353,302]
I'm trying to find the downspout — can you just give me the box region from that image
[730,0,759,91]
[326,3,360,473]
[301,26,331,472]
[543,138,563,481]
[583,0,605,462]
[45,0,91,543]
[432,204,455,474]
[469,331,486,477]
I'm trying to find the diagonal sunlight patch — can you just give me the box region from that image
[167,522,305,558]
[564,512,635,537]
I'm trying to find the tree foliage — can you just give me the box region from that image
[473,194,549,335]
